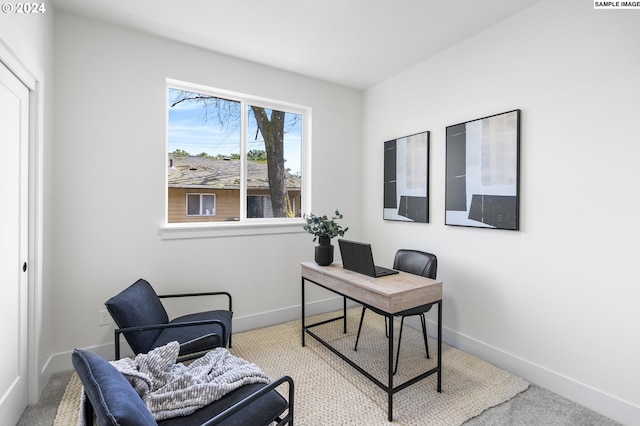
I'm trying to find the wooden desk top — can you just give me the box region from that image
[301,261,442,314]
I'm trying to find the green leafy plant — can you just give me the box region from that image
[303,210,348,242]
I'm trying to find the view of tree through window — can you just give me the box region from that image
[167,85,304,223]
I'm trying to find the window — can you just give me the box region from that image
[166,80,309,228]
[187,194,216,217]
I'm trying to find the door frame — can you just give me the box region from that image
[0,37,45,404]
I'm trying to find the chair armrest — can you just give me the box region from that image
[114,319,227,360]
[201,375,294,426]
[158,291,232,312]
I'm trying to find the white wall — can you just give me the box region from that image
[362,1,639,424]
[50,11,362,363]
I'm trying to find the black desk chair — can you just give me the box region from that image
[354,249,437,374]
[105,278,232,361]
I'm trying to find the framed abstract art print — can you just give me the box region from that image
[445,110,520,230]
[383,131,429,223]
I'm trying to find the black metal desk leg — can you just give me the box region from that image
[388,313,394,422]
[437,299,442,393]
[343,296,347,333]
[301,277,306,347]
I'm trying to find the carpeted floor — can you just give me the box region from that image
[21,308,621,425]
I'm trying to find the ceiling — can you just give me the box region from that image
[51,0,541,90]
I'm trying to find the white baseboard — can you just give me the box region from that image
[42,300,638,426]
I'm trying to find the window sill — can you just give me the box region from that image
[160,220,305,240]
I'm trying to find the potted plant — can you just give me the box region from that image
[303,210,348,266]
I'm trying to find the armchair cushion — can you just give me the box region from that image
[71,348,156,426]
[153,310,232,351]
[105,279,169,354]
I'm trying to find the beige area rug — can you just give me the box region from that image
[54,308,528,425]
[54,372,82,425]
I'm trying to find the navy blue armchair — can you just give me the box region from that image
[72,348,294,425]
[105,279,233,361]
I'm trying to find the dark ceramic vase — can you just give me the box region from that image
[314,236,334,266]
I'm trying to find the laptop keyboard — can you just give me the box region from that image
[375,266,397,277]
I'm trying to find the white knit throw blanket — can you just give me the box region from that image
[80,342,270,423]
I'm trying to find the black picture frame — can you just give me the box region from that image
[383,131,429,223]
[445,110,520,230]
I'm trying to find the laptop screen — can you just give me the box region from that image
[338,239,377,277]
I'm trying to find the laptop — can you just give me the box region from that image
[338,239,399,278]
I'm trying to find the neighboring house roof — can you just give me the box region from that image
[168,155,301,190]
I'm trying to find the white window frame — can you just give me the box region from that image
[162,79,312,240]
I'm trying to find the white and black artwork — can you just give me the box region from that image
[445,110,520,230]
[383,131,429,223]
